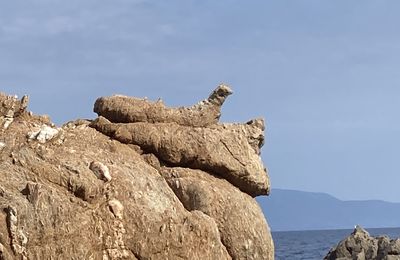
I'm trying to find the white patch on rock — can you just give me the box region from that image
[6,206,27,258]
[108,199,124,219]
[89,161,112,182]
[28,125,60,143]
[3,117,13,129]
[19,230,28,246]
[0,142,5,150]
[5,110,14,118]
[244,239,253,250]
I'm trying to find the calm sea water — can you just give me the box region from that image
[273,227,400,260]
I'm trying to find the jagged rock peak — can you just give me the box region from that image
[0,93,29,130]
[0,92,29,118]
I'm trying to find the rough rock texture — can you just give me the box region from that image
[161,167,274,259]
[0,93,29,130]
[0,87,273,259]
[91,86,270,198]
[94,84,233,127]
[90,116,269,197]
[0,93,28,118]
[325,226,400,260]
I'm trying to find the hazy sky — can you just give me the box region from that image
[2,1,400,202]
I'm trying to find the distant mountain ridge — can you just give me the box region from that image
[257,189,400,231]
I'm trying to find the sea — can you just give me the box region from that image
[272,227,400,260]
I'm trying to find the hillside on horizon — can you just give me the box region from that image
[257,189,400,232]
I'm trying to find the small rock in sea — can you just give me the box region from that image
[108,199,124,219]
[325,225,400,260]
[89,161,112,182]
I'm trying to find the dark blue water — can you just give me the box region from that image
[273,227,400,260]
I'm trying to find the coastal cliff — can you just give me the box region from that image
[0,86,273,259]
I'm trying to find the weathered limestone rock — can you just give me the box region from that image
[27,124,60,143]
[0,93,28,130]
[94,84,233,127]
[0,93,28,118]
[5,206,27,259]
[90,116,270,197]
[210,118,266,155]
[90,161,112,182]
[108,199,124,219]
[0,112,231,259]
[161,166,274,260]
[0,87,274,259]
[142,153,162,171]
[325,226,400,260]
[21,182,41,205]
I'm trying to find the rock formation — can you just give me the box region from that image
[93,84,233,127]
[325,225,400,260]
[0,93,28,130]
[0,85,273,259]
[161,167,274,259]
[90,116,269,197]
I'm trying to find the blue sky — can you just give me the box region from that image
[2,1,400,201]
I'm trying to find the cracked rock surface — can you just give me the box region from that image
[0,87,273,259]
[161,167,274,259]
[90,116,270,197]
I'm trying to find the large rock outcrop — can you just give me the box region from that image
[0,86,273,259]
[325,226,400,260]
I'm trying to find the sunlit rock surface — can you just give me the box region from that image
[0,87,273,259]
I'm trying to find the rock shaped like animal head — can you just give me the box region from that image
[208,84,233,106]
